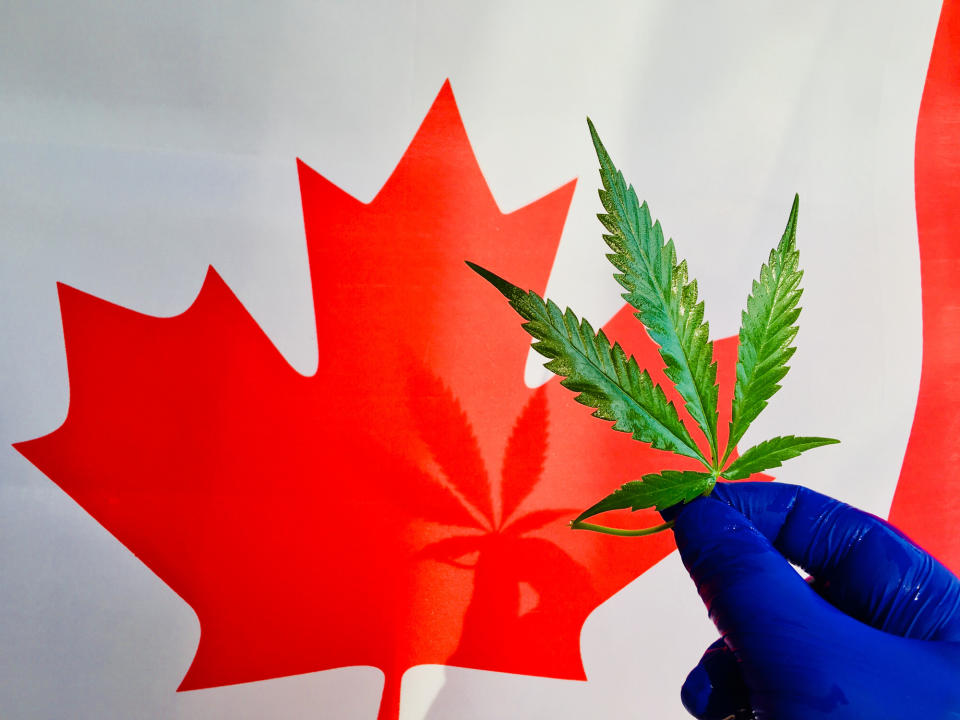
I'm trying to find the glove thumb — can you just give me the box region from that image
[670,493,822,640]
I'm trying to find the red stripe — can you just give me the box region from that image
[889,0,960,574]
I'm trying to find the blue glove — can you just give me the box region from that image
[667,482,960,720]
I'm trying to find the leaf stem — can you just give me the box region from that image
[570,519,675,537]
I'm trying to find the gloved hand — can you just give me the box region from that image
[667,482,960,720]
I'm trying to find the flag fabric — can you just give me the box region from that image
[0,1,954,718]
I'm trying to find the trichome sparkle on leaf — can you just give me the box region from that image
[468,120,838,537]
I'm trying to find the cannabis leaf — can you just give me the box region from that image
[722,435,840,481]
[725,195,803,462]
[469,120,838,537]
[572,471,715,536]
[465,262,704,463]
[589,119,720,461]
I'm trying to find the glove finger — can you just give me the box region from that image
[671,495,853,706]
[670,492,823,641]
[680,638,753,720]
[710,482,960,641]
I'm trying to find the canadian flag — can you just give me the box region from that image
[2,2,957,719]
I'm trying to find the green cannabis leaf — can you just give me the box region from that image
[465,262,703,462]
[725,196,803,463]
[573,471,715,537]
[468,120,839,537]
[589,119,720,462]
[723,435,839,481]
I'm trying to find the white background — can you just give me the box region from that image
[0,1,942,717]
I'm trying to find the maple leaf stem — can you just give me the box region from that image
[569,519,675,537]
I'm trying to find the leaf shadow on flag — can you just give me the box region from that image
[400,364,593,717]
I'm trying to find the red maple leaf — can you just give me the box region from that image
[15,81,747,719]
